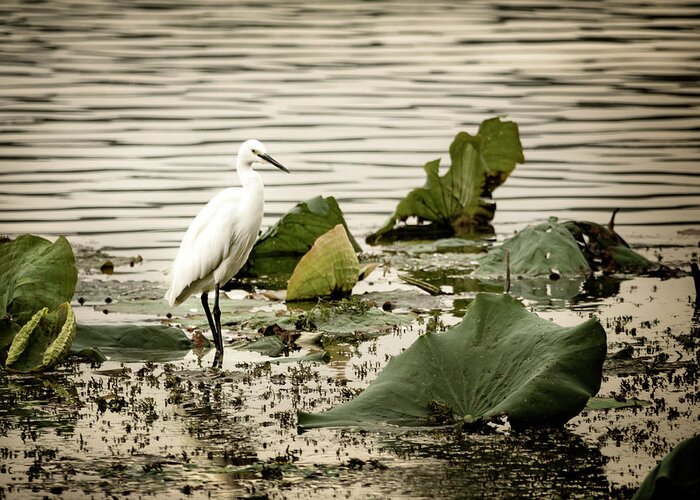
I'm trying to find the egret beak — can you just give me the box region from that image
[256,151,290,173]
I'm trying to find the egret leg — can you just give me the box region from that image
[213,284,223,354]
[201,292,221,352]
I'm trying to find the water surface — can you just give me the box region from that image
[1,0,698,279]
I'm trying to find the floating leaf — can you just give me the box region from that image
[474,218,591,279]
[5,302,77,373]
[286,225,361,302]
[367,117,524,244]
[72,324,193,362]
[633,434,700,499]
[245,336,288,357]
[585,397,650,410]
[298,293,606,429]
[0,235,77,328]
[240,196,361,278]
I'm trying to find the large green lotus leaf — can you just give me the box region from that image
[286,225,361,302]
[0,235,77,327]
[5,302,77,373]
[240,196,361,278]
[298,293,606,429]
[633,434,700,499]
[563,220,651,273]
[366,117,524,245]
[72,324,193,361]
[473,218,591,279]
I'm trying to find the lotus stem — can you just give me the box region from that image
[504,250,511,294]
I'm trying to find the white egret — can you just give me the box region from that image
[165,139,289,360]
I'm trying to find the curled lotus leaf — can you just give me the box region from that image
[5,302,77,373]
[286,225,361,302]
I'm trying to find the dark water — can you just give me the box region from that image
[1,0,699,279]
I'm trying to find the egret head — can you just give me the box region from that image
[238,139,289,173]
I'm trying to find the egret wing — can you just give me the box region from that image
[166,188,242,305]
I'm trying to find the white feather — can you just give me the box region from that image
[165,139,282,306]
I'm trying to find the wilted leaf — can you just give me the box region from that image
[5,302,77,373]
[298,293,606,430]
[0,235,77,328]
[563,220,651,273]
[240,196,361,278]
[367,117,524,245]
[286,225,361,302]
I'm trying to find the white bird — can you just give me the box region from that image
[165,139,289,360]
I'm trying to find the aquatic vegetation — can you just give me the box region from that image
[366,117,524,244]
[474,217,653,281]
[72,324,194,362]
[564,220,651,273]
[239,195,361,279]
[633,434,700,499]
[0,235,77,332]
[474,217,591,279]
[286,225,360,301]
[0,235,78,371]
[5,303,76,373]
[298,293,606,430]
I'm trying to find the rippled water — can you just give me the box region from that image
[1,0,699,278]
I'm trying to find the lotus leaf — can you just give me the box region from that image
[298,293,606,429]
[585,397,650,411]
[5,302,77,373]
[286,225,361,302]
[72,324,193,362]
[0,235,77,328]
[240,196,361,278]
[474,218,651,281]
[245,336,288,357]
[366,117,524,245]
[474,218,591,279]
[633,434,700,499]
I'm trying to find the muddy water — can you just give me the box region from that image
[1,1,700,499]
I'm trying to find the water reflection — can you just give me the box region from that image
[377,427,610,498]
